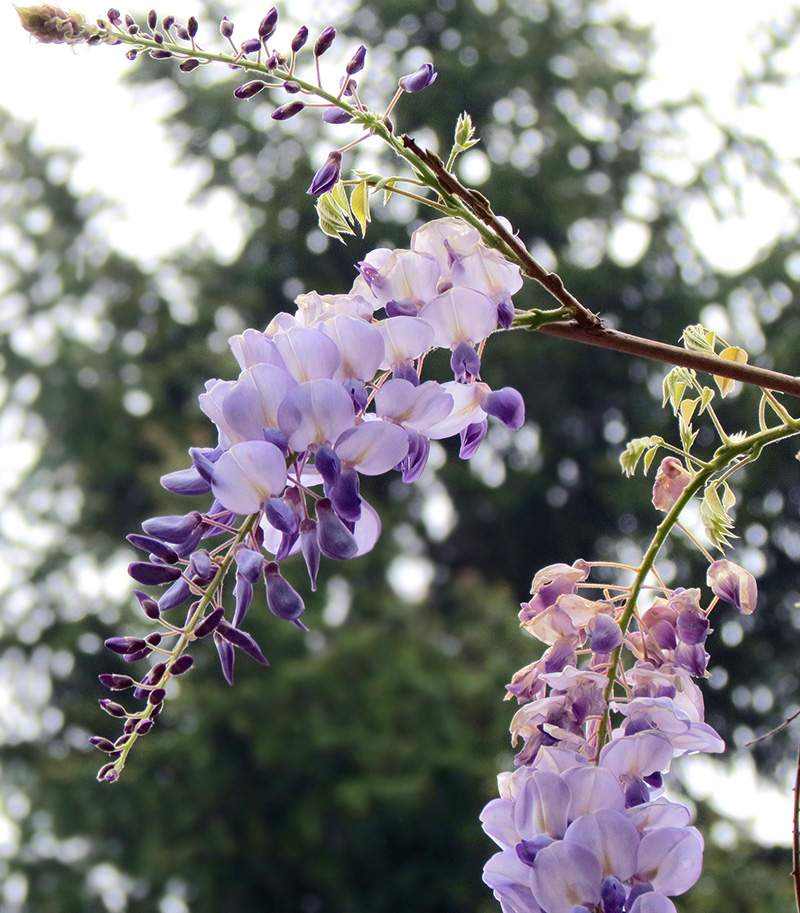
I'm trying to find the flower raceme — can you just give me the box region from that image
[482,552,757,913]
[93,218,526,780]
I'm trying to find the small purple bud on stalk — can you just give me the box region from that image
[136,718,154,735]
[234,80,268,100]
[124,12,133,26]
[240,37,261,54]
[300,519,321,591]
[127,23,138,34]
[271,101,305,121]
[346,45,367,75]
[398,62,437,93]
[133,590,161,619]
[90,736,117,753]
[121,648,152,663]
[148,688,166,706]
[187,15,198,37]
[284,80,301,94]
[291,25,308,52]
[126,534,178,563]
[314,25,336,57]
[97,763,120,783]
[179,58,201,72]
[322,107,352,125]
[216,619,269,665]
[307,151,342,196]
[258,7,278,41]
[219,16,233,39]
[150,49,173,59]
[147,9,157,29]
[105,636,148,656]
[98,700,128,719]
[265,562,307,629]
[169,655,194,675]
[107,8,121,24]
[175,23,189,40]
[98,673,135,690]
[145,633,163,647]
[162,14,173,30]
[194,606,225,638]
[316,498,358,560]
[141,512,202,544]
[125,49,138,60]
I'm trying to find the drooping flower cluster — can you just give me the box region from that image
[481,547,758,913]
[93,217,526,780]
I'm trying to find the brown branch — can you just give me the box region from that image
[538,321,800,399]
[400,134,800,400]
[794,743,800,913]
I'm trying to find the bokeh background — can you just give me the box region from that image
[2,0,800,910]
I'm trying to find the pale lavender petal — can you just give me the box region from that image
[377,316,435,369]
[222,364,297,441]
[530,841,602,913]
[320,313,385,382]
[370,249,441,310]
[707,559,757,615]
[264,311,299,336]
[228,328,284,370]
[451,245,523,304]
[636,827,703,895]
[335,421,409,475]
[599,731,674,781]
[411,217,481,278]
[375,379,454,432]
[480,797,519,850]
[277,379,356,452]
[210,441,288,514]
[626,799,691,834]
[273,325,342,382]
[418,287,497,347]
[483,848,540,913]
[629,894,677,913]
[425,381,489,439]
[199,378,238,447]
[352,497,381,556]
[564,809,639,880]
[563,766,626,818]
[514,771,571,840]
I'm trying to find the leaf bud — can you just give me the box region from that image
[291,25,308,52]
[219,15,233,38]
[233,79,268,100]
[258,7,277,41]
[271,101,305,121]
[314,25,335,57]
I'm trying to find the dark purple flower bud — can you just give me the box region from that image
[219,16,233,38]
[194,606,225,638]
[187,15,197,36]
[483,387,525,430]
[141,512,202,544]
[265,562,307,629]
[300,519,321,592]
[263,428,289,453]
[174,23,189,39]
[121,648,152,663]
[346,44,366,75]
[600,876,626,913]
[291,25,308,52]
[161,466,207,500]
[314,25,335,56]
[124,12,134,25]
[271,101,305,120]
[133,590,161,619]
[398,430,430,482]
[497,298,515,330]
[90,736,117,753]
[158,578,191,612]
[136,718,154,735]
[125,49,138,61]
[127,534,178,564]
[216,619,269,665]
[127,23,139,34]
[240,37,261,54]
[258,7,277,40]
[234,79,268,100]
[459,420,487,460]
[148,688,166,705]
[235,548,264,584]
[515,835,554,867]
[153,31,165,44]
[107,8,121,23]
[330,469,361,523]
[149,48,173,59]
[162,14,174,30]
[323,107,352,125]
[386,300,419,318]
[97,763,120,782]
[315,445,341,487]
[98,699,128,718]
[398,62,437,93]
[266,498,299,537]
[451,341,481,382]
[588,613,623,653]
[214,634,235,685]
[99,673,135,690]
[146,9,156,29]
[188,550,214,583]
[169,655,194,675]
[307,150,342,196]
[123,720,137,736]
[284,80,301,94]
[392,361,420,386]
[543,638,576,673]
[624,776,650,808]
[180,57,202,71]
[105,636,148,656]
[316,498,358,560]
[175,525,205,559]
[677,608,710,645]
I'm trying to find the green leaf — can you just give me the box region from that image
[699,386,715,413]
[454,111,480,150]
[350,181,370,238]
[679,416,698,453]
[316,191,355,243]
[643,444,662,474]
[679,397,699,426]
[619,436,661,477]
[682,324,716,353]
[330,180,351,216]
[700,481,738,550]
[662,366,696,415]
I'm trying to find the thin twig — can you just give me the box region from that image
[746,709,800,746]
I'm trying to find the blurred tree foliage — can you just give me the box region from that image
[1,0,799,909]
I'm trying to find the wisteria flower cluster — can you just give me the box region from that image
[92,217,526,780]
[481,480,758,913]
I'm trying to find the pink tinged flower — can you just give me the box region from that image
[425,381,488,439]
[483,848,541,913]
[451,245,524,305]
[376,315,435,369]
[635,827,704,895]
[629,894,678,913]
[520,561,590,623]
[531,746,589,774]
[295,291,376,327]
[707,559,757,614]
[221,364,298,442]
[375,378,454,432]
[515,771,571,840]
[530,841,602,913]
[273,326,342,383]
[410,217,481,279]
[418,287,498,347]
[652,457,692,512]
[369,250,441,312]
[588,613,623,653]
[320,314,385,382]
[210,441,288,514]
[565,809,640,880]
[562,766,626,818]
[277,379,356,452]
[334,421,410,475]
[228,328,283,370]
[483,387,526,430]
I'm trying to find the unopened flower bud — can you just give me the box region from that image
[98,673,136,690]
[169,655,194,675]
[162,13,173,29]
[90,736,117,752]
[271,101,305,121]
[105,636,148,656]
[97,762,120,782]
[398,62,437,93]
[149,48,172,59]
[147,9,156,29]
[175,23,189,39]
[179,58,201,71]
[149,688,166,705]
[322,107,352,125]
[194,606,225,637]
[346,44,366,75]
[307,150,342,196]
[98,699,128,718]
[219,16,233,38]
[291,25,308,52]
[284,80,301,94]
[314,25,335,57]
[265,562,307,628]
[240,37,261,54]
[186,15,197,36]
[258,7,277,41]
[136,718,154,734]
[107,7,120,23]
